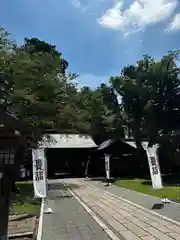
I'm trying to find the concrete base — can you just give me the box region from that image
[161,198,171,204]
[44,207,53,214]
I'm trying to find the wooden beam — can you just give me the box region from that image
[0,112,32,132]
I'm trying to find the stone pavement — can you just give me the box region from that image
[83,179,180,223]
[41,180,110,240]
[62,178,180,240]
[8,215,36,238]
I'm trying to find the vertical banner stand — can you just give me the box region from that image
[32,148,53,214]
[84,156,90,180]
[104,154,111,186]
[142,143,171,205]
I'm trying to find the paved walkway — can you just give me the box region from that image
[8,215,35,237]
[85,179,180,222]
[41,180,110,240]
[42,178,180,240]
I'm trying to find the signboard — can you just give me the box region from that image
[142,143,163,189]
[32,149,47,198]
[105,154,110,179]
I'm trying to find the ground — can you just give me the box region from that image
[10,181,41,216]
[41,178,180,240]
[42,180,110,240]
[114,178,180,201]
[9,178,180,239]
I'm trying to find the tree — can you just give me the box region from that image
[144,53,180,142]
[1,37,79,134]
[0,27,15,109]
[77,84,124,144]
[110,53,180,147]
[0,30,86,143]
[0,29,124,144]
[22,37,68,74]
[8,50,62,128]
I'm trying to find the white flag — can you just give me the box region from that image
[142,143,163,189]
[105,154,110,179]
[32,149,47,198]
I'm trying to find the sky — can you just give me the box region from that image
[0,0,180,88]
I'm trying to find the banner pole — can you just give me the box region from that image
[84,156,90,179]
[104,154,111,186]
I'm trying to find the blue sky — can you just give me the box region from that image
[0,0,180,88]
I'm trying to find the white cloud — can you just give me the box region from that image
[71,0,81,8]
[166,13,180,32]
[71,0,87,12]
[98,0,178,35]
[99,1,124,29]
[75,74,109,88]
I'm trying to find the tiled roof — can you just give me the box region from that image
[38,134,97,149]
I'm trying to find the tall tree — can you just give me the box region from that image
[110,53,180,147]
[0,27,15,109]
[22,37,68,74]
[77,84,124,144]
[0,31,81,135]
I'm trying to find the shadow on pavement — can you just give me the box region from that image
[48,194,73,200]
[48,183,80,190]
[90,177,119,183]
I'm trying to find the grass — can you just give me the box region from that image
[114,178,180,201]
[10,181,41,216]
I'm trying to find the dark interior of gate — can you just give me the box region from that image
[45,140,148,179]
[45,148,93,178]
[37,134,149,179]
[91,139,149,178]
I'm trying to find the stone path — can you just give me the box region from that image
[41,180,110,240]
[85,179,180,223]
[8,215,36,237]
[62,178,180,240]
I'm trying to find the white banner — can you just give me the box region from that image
[142,143,163,189]
[32,149,47,198]
[105,154,110,179]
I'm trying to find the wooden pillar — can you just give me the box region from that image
[0,130,23,240]
[0,111,32,240]
[0,172,12,240]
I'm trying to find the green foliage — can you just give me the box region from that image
[0,27,15,108]
[111,53,180,147]
[9,50,62,128]
[0,30,79,133]
[77,84,124,143]
[1,25,180,154]
[22,37,68,74]
[114,178,180,201]
[0,27,123,144]
[0,27,14,51]
[10,182,40,215]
